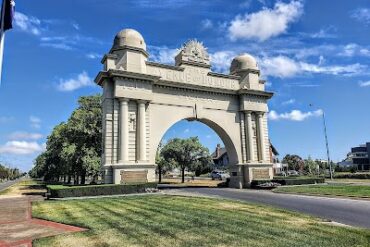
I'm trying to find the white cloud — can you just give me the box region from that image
[269,109,323,121]
[72,23,80,30]
[40,42,73,51]
[8,132,43,140]
[299,62,365,76]
[359,81,370,87]
[351,8,370,24]
[57,71,94,92]
[210,51,236,73]
[309,26,337,39]
[339,43,370,57]
[86,53,100,59]
[14,12,42,36]
[149,46,178,64]
[282,99,295,105]
[260,55,299,77]
[228,1,303,41]
[260,55,366,78]
[201,19,213,29]
[0,141,45,155]
[340,43,357,57]
[40,35,105,51]
[184,128,190,133]
[30,116,41,129]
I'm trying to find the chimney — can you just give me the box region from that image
[216,144,221,157]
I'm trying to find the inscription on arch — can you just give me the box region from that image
[147,66,238,90]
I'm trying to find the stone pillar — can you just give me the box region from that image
[245,111,255,162]
[119,98,129,163]
[137,100,147,162]
[257,112,266,162]
[240,112,247,163]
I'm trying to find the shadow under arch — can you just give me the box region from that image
[153,117,239,166]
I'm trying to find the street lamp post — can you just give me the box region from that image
[322,111,333,180]
[310,104,333,180]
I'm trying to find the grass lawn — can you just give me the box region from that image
[332,178,370,183]
[32,195,370,247]
[0,179,46,196]
[274,184,370,198]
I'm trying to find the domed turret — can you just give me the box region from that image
[230,53,258,75]
[113,29,146,51]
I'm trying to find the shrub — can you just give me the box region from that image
[251,178,325,188]
[273,178,325,186]
[47,183,157,198]
[334,173,370,179]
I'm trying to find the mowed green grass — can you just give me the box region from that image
[32,195,370,247]
[274,184,370,198]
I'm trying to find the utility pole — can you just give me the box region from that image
[322,111,333,180]
[309,104,333,179]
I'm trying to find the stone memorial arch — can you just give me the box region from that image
[95,29,274,188]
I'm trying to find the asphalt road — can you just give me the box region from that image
[164,187,370,229]
[0,178,23,193]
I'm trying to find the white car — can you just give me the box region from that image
[287,170,299,176]
[210,171,230,180]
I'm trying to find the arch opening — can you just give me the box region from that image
[154,118,239,180]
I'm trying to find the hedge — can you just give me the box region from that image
[334,173,370,179]
[251,178,325,188]
[47,183,157,198]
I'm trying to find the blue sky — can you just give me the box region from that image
[0,0,369,171]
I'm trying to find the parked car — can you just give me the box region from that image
[210,171,230,180]
[275,171,287,177]
[287,170,299,176]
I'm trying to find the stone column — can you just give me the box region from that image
[137,100,147,162]
[119,98,129,163]
[245,111,255,162]
[257,112,266,162]
[240,112,247,163]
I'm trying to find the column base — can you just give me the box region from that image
[104,163,156,184]
[229,163,273,188]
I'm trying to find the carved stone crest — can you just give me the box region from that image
[129,113,136,131]
[175,39,210,66]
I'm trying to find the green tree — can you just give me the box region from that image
[30,94,102,184]
[282,154,304,171]
[160,137,211,183]
[304,156,317,175]
[66,95,102,184]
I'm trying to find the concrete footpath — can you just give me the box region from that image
[0,195,86,247]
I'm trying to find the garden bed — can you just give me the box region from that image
[251,177,325,188]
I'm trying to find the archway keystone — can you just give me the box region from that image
[95,29,274,188]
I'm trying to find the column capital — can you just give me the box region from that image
[137,99,148,104]
[256,111,266,116]
[118,98,130,102]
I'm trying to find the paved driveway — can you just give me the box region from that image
[0,178,24,192]
[163,187,370,229]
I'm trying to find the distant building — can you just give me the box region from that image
[351,143,370,171]
[337,152,354,168]
[212,142,279,170]
[212,144,229,168]
[315,159,328,164]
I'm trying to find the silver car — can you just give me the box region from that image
[210,171,230,180]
